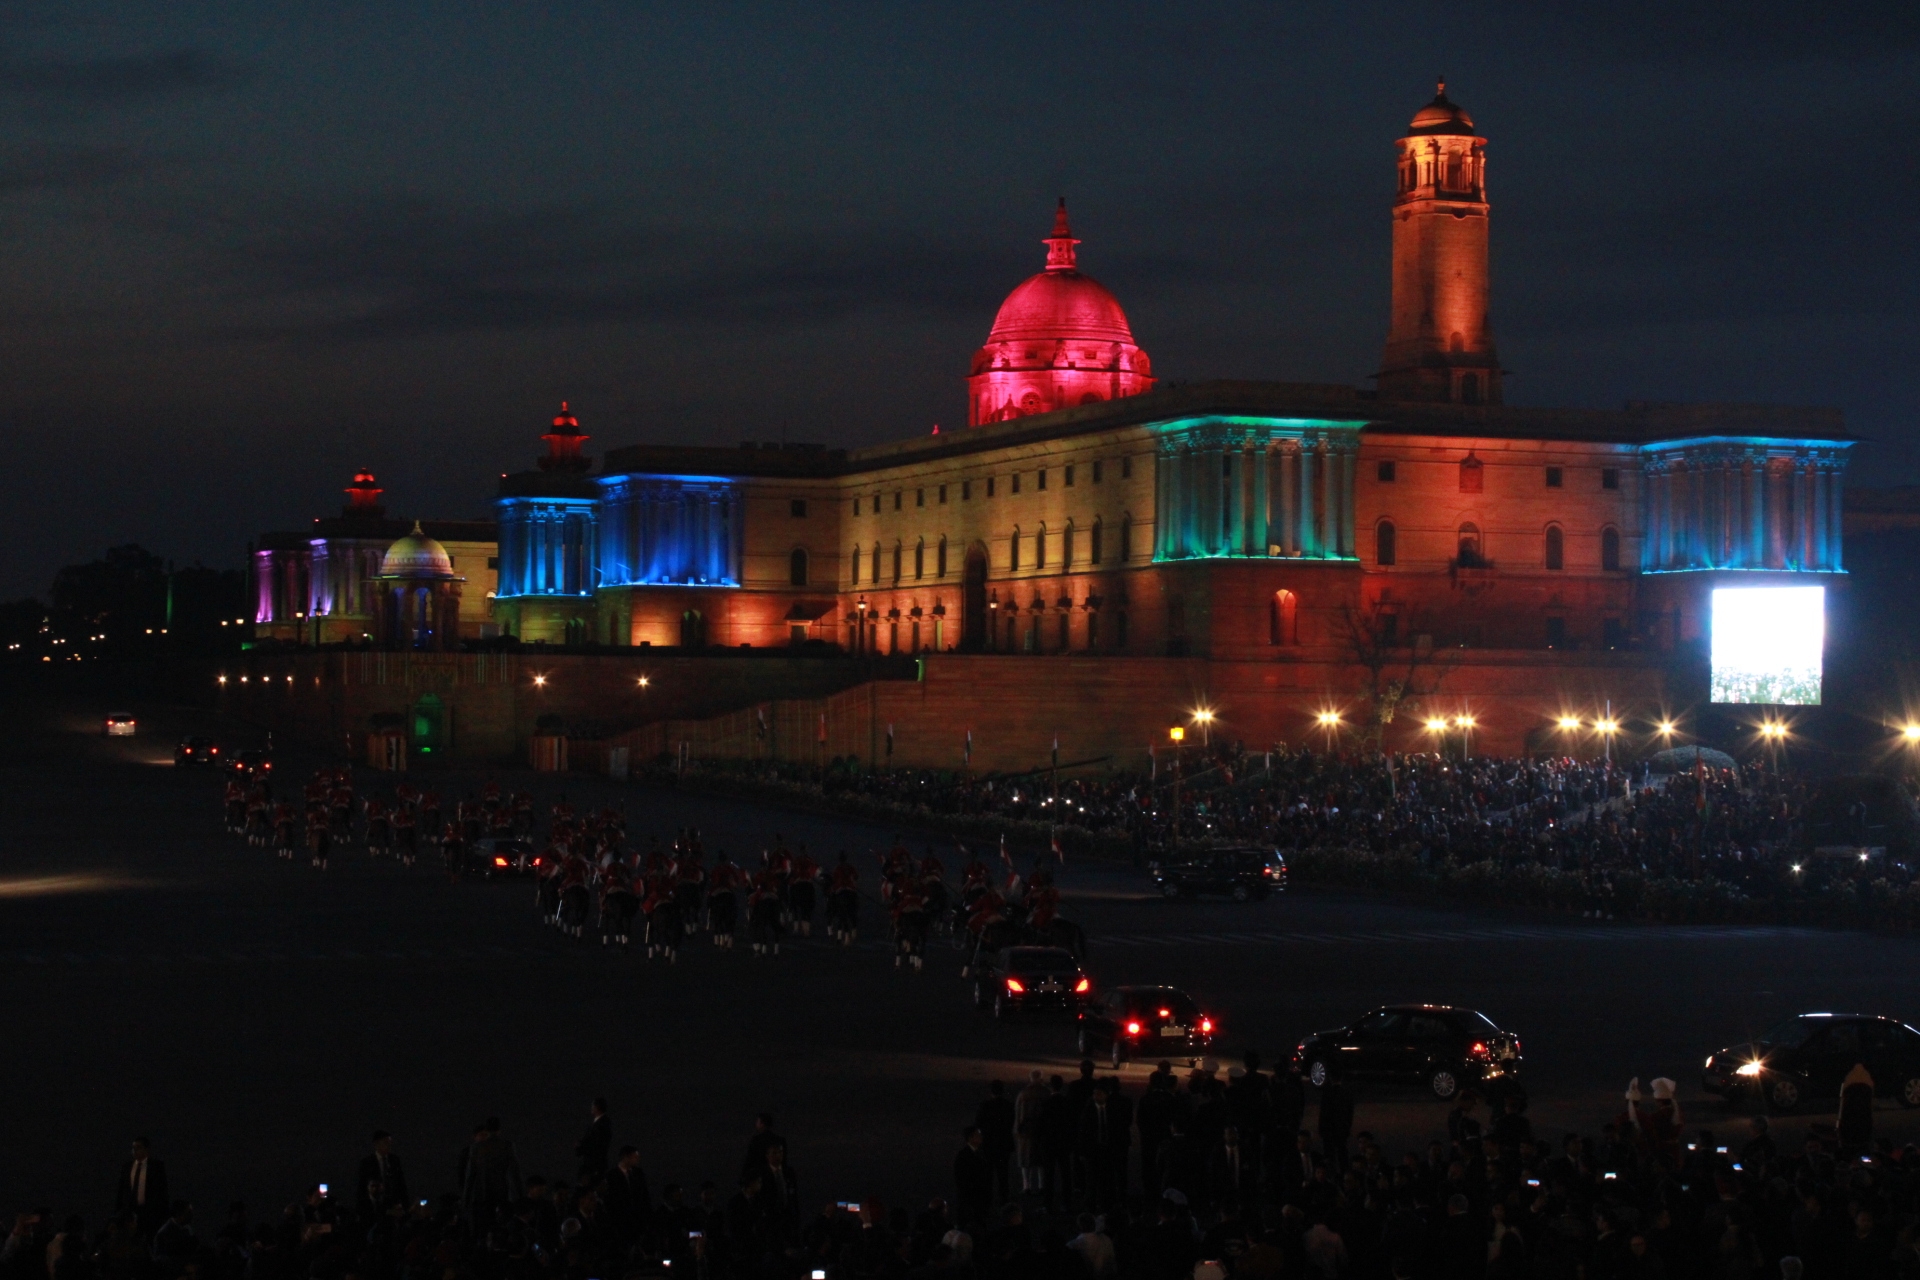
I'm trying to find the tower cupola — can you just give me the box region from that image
[1378,81,1501,405]
[539,401,592,472]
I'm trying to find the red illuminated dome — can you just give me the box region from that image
[967,200,1153,426]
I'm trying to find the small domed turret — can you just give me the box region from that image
[378,522,460,580]
[1408,80,1475,135]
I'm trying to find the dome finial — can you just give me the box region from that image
[1437,76,1446,98]
[1044,197,1079,272]
[410,520,424,535]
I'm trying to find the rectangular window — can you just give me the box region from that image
[893,491,902,511]
[1037,469,1047,491]
[487,557,500,570]
[1546,467,1563,489]
[852,497,861,516]
[1065,464,1075,487]
[1546,616,1566,648]
[1603,617,1626,649]
[1379,614,1399,646]
[1120,520,1132,561]
[1122,455,1133,479]
[987,477,996,497]
[938,484,947,504]
[1377,460,1396,483]
[1601,467,1620,490]
[915,488,925,508]
[962,480,972,501]
[936,540,947,577]
[1012,473,1022,495]
[1092,460,1103,483]
[790,498,808,517]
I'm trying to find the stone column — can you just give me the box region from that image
[1646,465,1666,570]
[1297,442,1317,558]
[1746,455,1765,569]
[1275,446,1295,556]
[1252,442,1271,555]
[1825,461,1845,571]
[1225,446,1245,555]
[1337,446,1355,558]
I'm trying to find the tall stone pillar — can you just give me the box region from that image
[1251,443,1267,552]
[1745,456,1765,569]
[1297,444,1317,558]
[1274,446,1295,555]
[1336,447,1355,557]
[1225,447,1246,555]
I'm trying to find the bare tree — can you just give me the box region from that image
[1337,601,1454,748]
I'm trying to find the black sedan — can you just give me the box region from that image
[1703,1013,1920,1112]
[1149,847,1286,901]
[971,946,1091,1020]
[227,749,273,780]
[1077,985,1217,1069]
[471,837,538,878]
[174,737,223,767]
[1293,1005,1522,1101]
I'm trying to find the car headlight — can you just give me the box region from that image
[1735,1060,1765,1077]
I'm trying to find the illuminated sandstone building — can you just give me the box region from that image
[241,86,1852,762]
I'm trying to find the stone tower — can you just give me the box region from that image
[1378,82,1501,405]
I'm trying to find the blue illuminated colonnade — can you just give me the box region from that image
[1641,436,1850,574]
[1153,416,1365,562]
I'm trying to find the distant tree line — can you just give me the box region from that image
[0,544,247,664]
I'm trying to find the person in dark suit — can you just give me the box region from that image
[460,1117,522,1226]
[1317,1081,1355,1173]
[357,1131,409,1218]
[115,1138,169,1238]
[601,1146,652,1248]
[575,1098,612,1184]
[974,1081,1016,1207]
[952,1127,993,1233]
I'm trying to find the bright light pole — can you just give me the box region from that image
[1453,713,1477,759]
[1192,708,1215,748]
[1315,710,1342,754]
[1424,716,1451,758]
[1168,725,1185,846]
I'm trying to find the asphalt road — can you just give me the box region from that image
[8,693,1920,1221]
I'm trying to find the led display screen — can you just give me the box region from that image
[1710,586,1824,705]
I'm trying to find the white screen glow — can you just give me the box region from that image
[1710,586,1824,705]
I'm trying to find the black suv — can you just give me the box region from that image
[1703,1013,1920,1112]
[174,737,223,768]
[971,946,1091,1020]
[1077,985,1217,1068]
[1293,1005,1523,1100]
[1150,847,1287,901]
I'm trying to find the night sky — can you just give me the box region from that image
[2,2,1915,597]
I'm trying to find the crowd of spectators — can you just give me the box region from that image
[689,745,1917,918]
[8,1063,1914,1279]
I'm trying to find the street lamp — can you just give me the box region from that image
[1168,725,1185,846]
[1902,723,1920,743]
[1192,708,1215,747]
[1314,710,1342,753]
[1595,715,1619,766]
[1453,713,1477,759]
[637,675,650,689]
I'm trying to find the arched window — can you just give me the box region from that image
[1375,520,1397,567]
[891,542,902,583]
[1010,526,1021,572]
[1544,525,1564,571]
[871,542,881,585]
[1063,521,1075,567]
[936,535,948,578]
[849,544,861,584]
[1120,516,1133,562]
[1601,526,1622,572]
[1036,524,1047,569]
[789,548,809,587]
[1457,523,1483,567]
[1270,589,1298,646]
[1091,517,1104,565]
[1458,455,1483,493]
[913,538,925,580]
[1460,372,1481,405]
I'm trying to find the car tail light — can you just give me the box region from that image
[1469,1041,1489,1059]
[1199,1017,1215,1034]
[1158,1008,1171,1018]
[494,857,510,868]
[1073,977,1090,993]
[1005,978,1024,993]
[1125,1020,1142,1036]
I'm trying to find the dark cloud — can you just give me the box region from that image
[0,48,246,101]
[0,142,137,193]
[215,200,1021,342]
